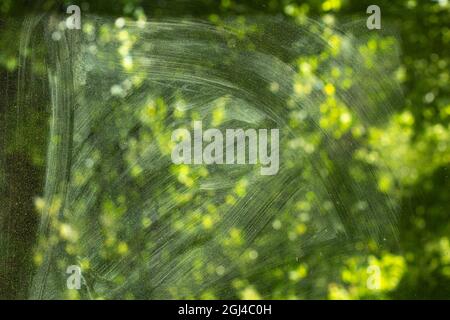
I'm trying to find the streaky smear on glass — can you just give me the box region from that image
[14,15,403,299]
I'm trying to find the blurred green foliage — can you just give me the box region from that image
[0,0,449,299]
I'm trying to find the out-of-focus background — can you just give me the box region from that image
[0,0,449,299]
